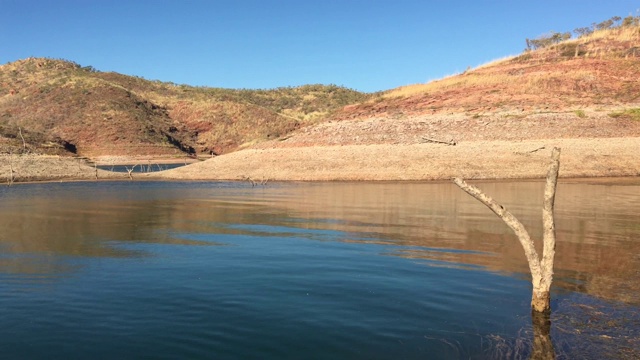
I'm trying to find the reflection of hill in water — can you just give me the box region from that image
[0,182,289,277]
[229,180,640,305]
[0,180,638,304]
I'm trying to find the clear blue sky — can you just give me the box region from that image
[1,1,638,92]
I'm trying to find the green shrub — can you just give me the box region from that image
[608,108,640,120]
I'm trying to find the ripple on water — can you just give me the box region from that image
[0,180,638,359]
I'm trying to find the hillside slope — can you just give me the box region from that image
[252,23,640,149]
[0,59,370,158]
[3,21,640,182]
[334,25,640,120]
[156,23,640,181]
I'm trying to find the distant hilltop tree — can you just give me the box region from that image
[593,16,622,31]
[525,32,571,50]
[526,15,640,50]
[573,27,593,38]
[622,14,640,27]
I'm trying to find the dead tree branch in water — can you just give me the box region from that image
[241,176,269,187]
[125,165,138,180]
[18,127,27,152]
[7,152,15,186]
[515,146,546,155]
[454,147,561,313]
[241,176,257,187]
[530,301,556,359]
[421,137,457,146]
[539,148,560,311]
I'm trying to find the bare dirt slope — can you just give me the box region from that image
[153,108,640,181]
[154,106,640,182]
[156,24,640,182]
[0,59,369,158]
[153,137,639,181]
[3,23,640,182]
[333,25,640,120]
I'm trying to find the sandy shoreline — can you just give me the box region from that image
[144,112,640,182]
[0,155,124,183]
[2,137,639,184]
[151,137,640,181]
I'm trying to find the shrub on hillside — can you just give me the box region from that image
[526,32,571,50]
[528,15,640,50]
[608,108,640,121]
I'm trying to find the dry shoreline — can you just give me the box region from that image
[2,137,639,184]
[152,137,640,181]
[3,110,639,184]
[146,111,640,182]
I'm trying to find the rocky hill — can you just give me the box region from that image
[0,59,371,158]
[2,18,640,171]
[334,23,640,121]
[153,21,640,182]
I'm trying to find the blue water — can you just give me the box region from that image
[0,181,638,359]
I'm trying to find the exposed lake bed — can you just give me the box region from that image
[0,180,638,358]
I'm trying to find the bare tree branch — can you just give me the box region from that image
[421,137,457,146]
[453,147,561,313]
[452,177,544,286]
[540,148,561,290]
[18,127,27,152]
[8,151,14,186]
[125,164,138,180]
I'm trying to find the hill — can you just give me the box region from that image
[334,23,640,120]
[241,21,640,149]
[2,18,640,182]
[155,20,640,181]
[0,59,371,158]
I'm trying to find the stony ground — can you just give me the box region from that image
[279,111,640,146]
[4,110,639,183]
[152,111,640,181]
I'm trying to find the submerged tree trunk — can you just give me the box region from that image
[125,165,137,180]
[453,147,561,313]
[530,310,555,360]
[8,152,15,186]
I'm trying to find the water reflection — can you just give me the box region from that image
[530,311,555,360]
[0,180,639,305]
[224,180,640,305]
[0,180,639,358]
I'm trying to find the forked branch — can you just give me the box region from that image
[452,178,543,287]
[453,147,561,313]
[125,164,138,180]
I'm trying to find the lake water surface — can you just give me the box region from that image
[0,180,638,359]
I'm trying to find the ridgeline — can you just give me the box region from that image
[0,60,372,158]
[2,18,640,182]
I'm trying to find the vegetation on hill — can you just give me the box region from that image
[0,58,371,157]
[2,15,639,159]
[333,17,640,120]
[525,15,639,50]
